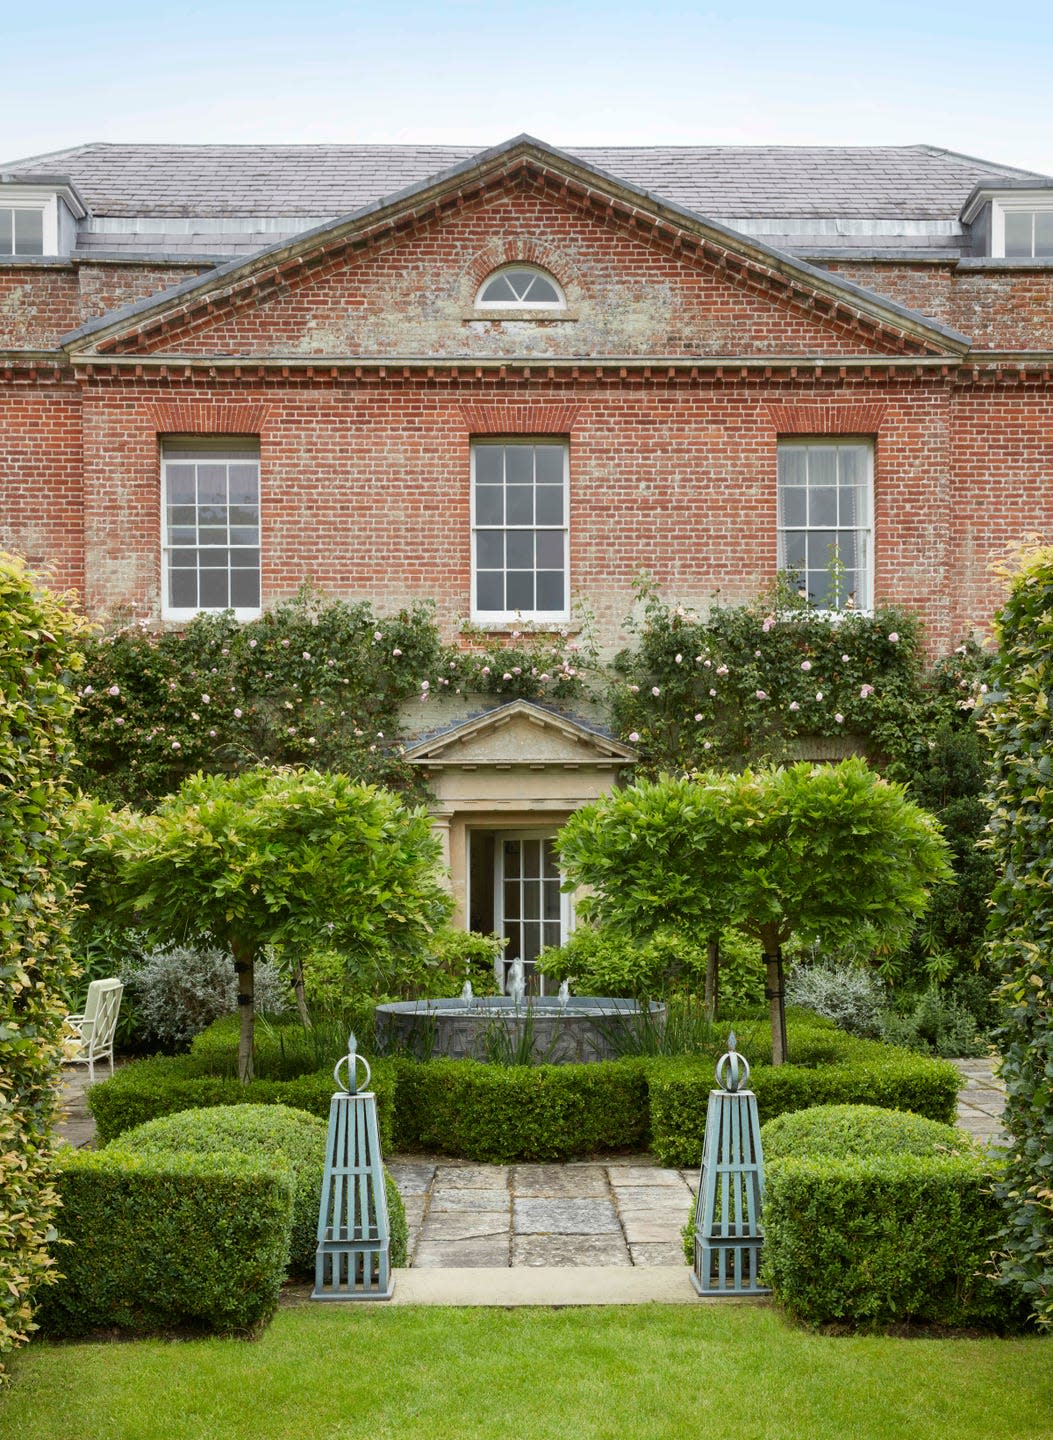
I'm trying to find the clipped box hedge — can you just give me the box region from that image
[761,1151,1026,1330]
[392,1056,650,1162]
[116,1104,408,1274]
[88,1054,396,1150]
[647,1037,960,1167]
[39,1148,293,1337]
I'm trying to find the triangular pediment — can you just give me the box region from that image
[406,701,637,768]
[61,136,970,363]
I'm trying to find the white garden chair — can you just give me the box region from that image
[65,978,124,1082]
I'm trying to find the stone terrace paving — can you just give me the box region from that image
[57,1058,1006,1273]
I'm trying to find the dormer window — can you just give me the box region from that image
[0,204,46,257]
[1002,208,1053,259]
[990,196,1053,258]
[476,265,565,310]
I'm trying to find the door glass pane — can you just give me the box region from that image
[522,926,542,963]
[523,882,540,920]
[543,884,560,920]
[543,922,561,950]
[503,840,520,877]
[503,882,519,919]
[522,840,540,879]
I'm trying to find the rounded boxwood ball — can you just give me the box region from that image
[115,1103,407,1274]
[760,1103,976,1162]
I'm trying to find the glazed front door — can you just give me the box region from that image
[494,833,568,994]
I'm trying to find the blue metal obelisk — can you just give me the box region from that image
[312,1032,394,1300]
[691,1032,771,1296]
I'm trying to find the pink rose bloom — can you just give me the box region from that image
[628,731,641,742]
[888,632,900,643]
[695,712,704,722]
[800,660,811,671]
[756,690,768,700]
[860,684,875,698]
[108,684,120,697]
[815,692,824,702]
[233,707,243,718]
[835,713,844,724]
[788,701,800,712]
[652,686,661,696]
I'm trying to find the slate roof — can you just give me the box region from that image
[4,140,1049,220]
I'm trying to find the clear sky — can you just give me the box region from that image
[3,0,1053,176]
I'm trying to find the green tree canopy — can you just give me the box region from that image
[557,758,952,1063]
[75,767,453,1081]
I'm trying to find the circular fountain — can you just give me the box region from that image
[375,986,665,1065]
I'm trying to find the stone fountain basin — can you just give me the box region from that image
[374,996,666,1064]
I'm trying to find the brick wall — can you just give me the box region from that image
[123,184,912,361]
[59,367,1053,653]
[0,380,84,596]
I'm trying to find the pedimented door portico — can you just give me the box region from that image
[405,700,636,988]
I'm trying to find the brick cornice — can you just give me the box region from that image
[764,402,888,434]
[457,402,581,434]
[145,401,271,433]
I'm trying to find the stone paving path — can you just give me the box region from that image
[54,1056,1009,1272]
[391,1158,697,1269]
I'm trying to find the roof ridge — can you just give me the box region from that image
[913,143,1053,183]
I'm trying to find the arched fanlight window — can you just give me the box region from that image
[476,265,565,309]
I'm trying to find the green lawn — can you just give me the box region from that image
[4,1305,1050,1440]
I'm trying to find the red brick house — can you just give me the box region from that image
[2,134,1051,978]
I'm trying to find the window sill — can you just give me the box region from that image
[465,618,579,635]
[464,310,579,323]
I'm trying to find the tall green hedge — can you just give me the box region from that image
[0,556,85,1380]
[983,546,1053,1327]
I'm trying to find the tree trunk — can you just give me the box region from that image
[760,926,788,1066]
[704,935,719,1023]
[233,941,255,1085]
[293,955,311,1030]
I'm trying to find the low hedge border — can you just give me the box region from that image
[90,1025,959,1166]
[761,1151,1029,1330]
[647,1043,960,1168]
[88,1055,396,1151]
[39,1148,293,1337]
[391,1056,651,1162]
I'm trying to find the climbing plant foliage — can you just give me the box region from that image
[982,544,1053,1327]
[0,556,85,1381]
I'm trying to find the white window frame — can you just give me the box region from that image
[160,439,262,622]
[777,438,874,614]
[470,438,570,625]
[991,194,1053,259]
[475,264,566,311]
[0,190,58,257]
